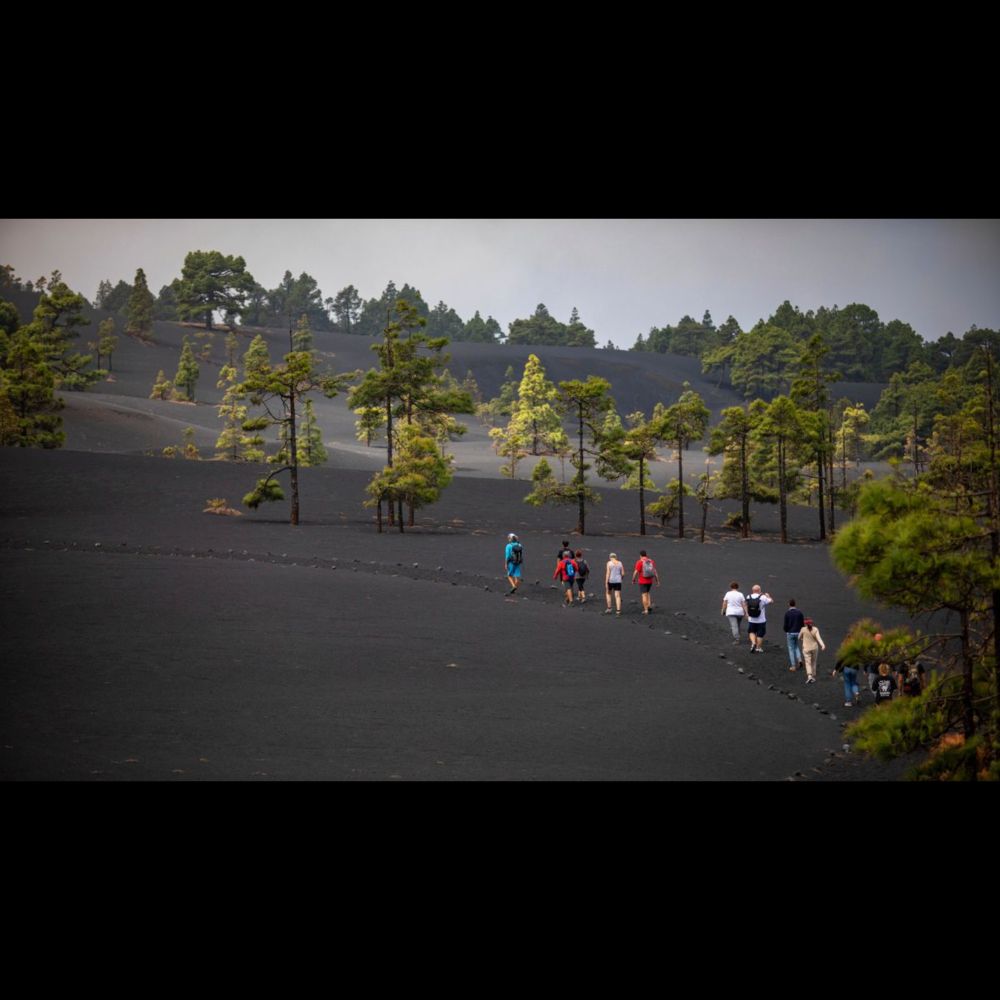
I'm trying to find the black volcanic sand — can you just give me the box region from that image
[1,449,922,780]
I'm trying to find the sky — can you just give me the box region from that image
[1,218,998,347]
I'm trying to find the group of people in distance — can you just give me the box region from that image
[721,583,927,709]
[504,534,659,616]
[721,583,826,678]
[502,538,924,713]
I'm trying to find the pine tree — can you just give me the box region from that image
[240,349,357,525]
[757,395,806,543]
[0,329,65,447]
[150,369,174,400]
[511,353,563,455]
[363,425,453,533]
[175,250,255,330]
[557,376,615,534]
[28,273,98,392]
[791,333,840,540]
[355,404,386,447]
[174,338,200,401]
[243,334,271,378]
[657,385,711,538]
[98,320,118,373]
[126,268,155,341]
[618,411,663,535]
[296,399,327,466]
[489,421,528,479]
[708,406,756,537]
[292,314,313,353]
[349,299,470,530]
[215,363,258,461]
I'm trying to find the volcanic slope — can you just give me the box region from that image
[1,448,921,781]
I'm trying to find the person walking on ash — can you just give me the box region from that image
[721,581,747,645]
[504,533,523,595]
[632,550,660,616]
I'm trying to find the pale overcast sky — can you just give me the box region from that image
[1,219,997,346]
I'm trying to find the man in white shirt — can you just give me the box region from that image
[746,584,773,654]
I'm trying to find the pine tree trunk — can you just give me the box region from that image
[398,499,404,532]
[377,499,383,533]
[778,437,787,544]
[677,442,684,539]
[740,430,749,538]
[578,408,585,534]
[289,384,299,526]
[828,422,836,535]
[816,445,826,541]
[960,609,976,745]
[386,395,394,526]
[639,457,646,536]
[983,347,1000,747]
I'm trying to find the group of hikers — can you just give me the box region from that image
[721,582,926,708]
[504,534,659,616]
[503,534,926,711]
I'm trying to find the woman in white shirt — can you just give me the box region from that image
[721,581,747,644]
[605,553,625,616]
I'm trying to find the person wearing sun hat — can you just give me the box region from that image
[504,532,523,595]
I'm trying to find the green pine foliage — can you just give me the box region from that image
[126,268,155,341]
[175,250,255,330]
[174,338,200,401]
[150,369,174,400]
[507,304,596,348]
[556,375,615,534]
[292,314,313,353]
[296,399,327,466]
[243,476,286,508]
[0,330,65,447]
[364,425,453,531]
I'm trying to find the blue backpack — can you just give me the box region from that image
[564,559,576,579]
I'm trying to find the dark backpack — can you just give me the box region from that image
[576,558,589,578]
[641,558,655,578]
[746,594,762,616]
[510,542,523,565]
[564,559,576,579]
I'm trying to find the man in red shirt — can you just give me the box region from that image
[553,551,579,607]
[631,549,660,615]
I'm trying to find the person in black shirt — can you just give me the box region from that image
[784,599,805,672]
[874,662,897,704]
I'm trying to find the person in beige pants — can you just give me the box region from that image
[797,618,826,684]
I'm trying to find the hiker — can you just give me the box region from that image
[504,532,523,595]
[745,585,773,653]
[605,552,625,616]
[557,540,572,559]
[873,662,897,704]
[898,659,926,697]
[865,632,884,693]
[797,617,826,683]
[553,549,579,607]
[573,550,590,603]
[783,598,805,671]
[832,655,862,707]
[721,581,747,644]
[631,549,660,615]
